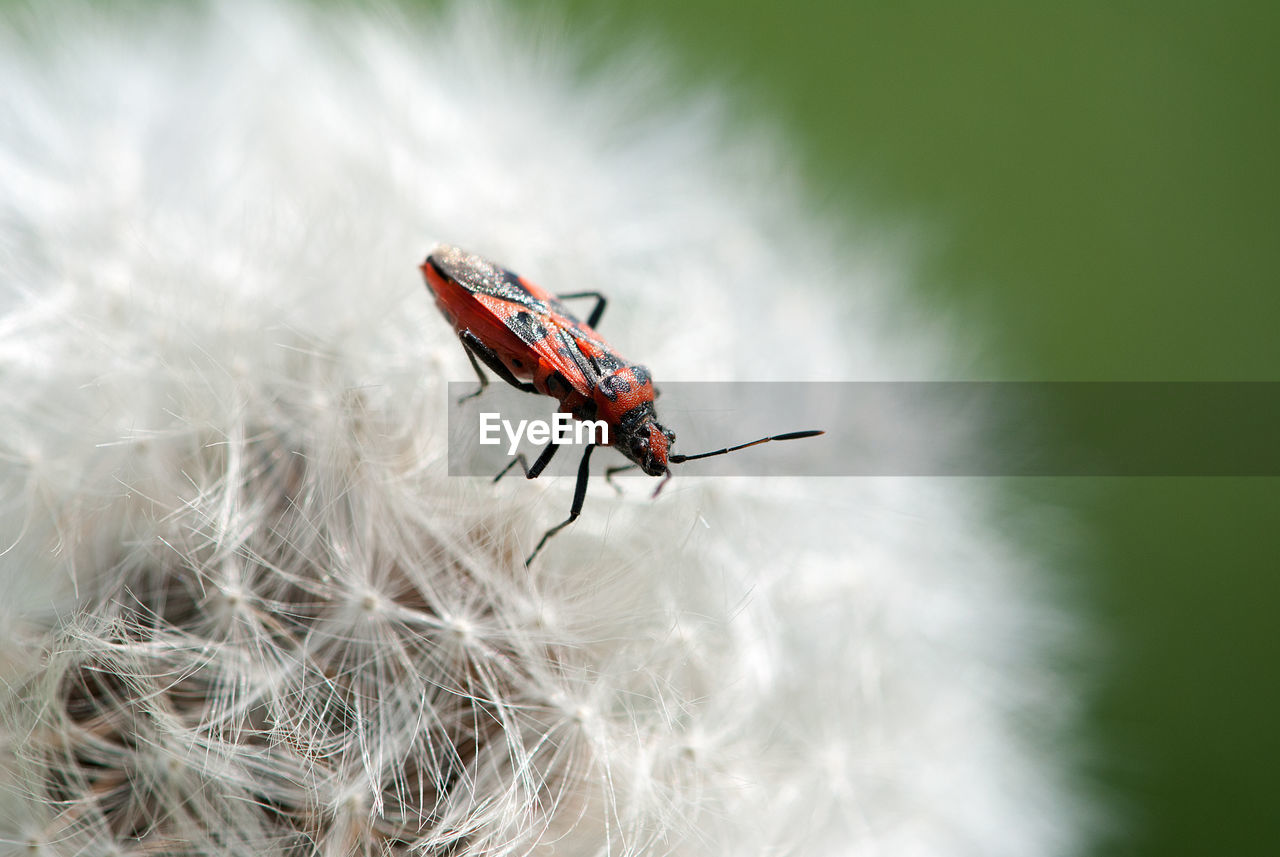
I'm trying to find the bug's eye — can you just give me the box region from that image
[630,437,650,459]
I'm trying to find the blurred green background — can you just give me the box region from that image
[521,2,1278,855]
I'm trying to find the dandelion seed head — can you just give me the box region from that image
[0,1,1087,855]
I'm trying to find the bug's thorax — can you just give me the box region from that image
[588,364,653,418]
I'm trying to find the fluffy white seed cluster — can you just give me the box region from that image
[0,2,1085,855]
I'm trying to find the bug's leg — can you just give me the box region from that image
[525,443,595,566]
[556,291,607,328]
[494,438,560,483]
[651,469,673,499]
[458,330,537,403]
[458,344,490,403]
[604,463,638,495]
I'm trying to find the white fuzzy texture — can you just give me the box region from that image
[0,2,1083,855]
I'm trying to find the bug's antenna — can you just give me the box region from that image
[669,430,824,465]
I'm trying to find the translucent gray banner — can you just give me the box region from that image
[447,382,1280,476]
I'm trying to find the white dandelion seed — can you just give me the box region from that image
[0,1,1088,855]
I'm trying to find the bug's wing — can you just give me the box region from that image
[515,309,627,396]
[431,247,578,321]
[428,246,625,395]
[461,291,597,395]
[513,288,630,391]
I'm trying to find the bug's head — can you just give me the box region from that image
[619,419,675,477]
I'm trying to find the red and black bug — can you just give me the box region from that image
[421,245,822,565]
